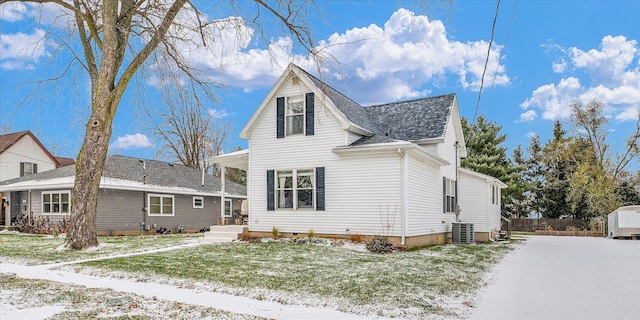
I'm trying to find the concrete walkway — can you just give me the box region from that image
[471,236,640,320]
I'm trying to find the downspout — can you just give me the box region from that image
[455,141,460,222]
[399,148,408,246]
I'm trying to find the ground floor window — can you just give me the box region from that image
[193,196,204,209]
[148,194,174,216]
[42,191,70,215]
[276,169,314,210]
[223,199,232,217]
[444,178,457,213]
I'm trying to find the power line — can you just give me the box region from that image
[473,0,501,124]
[482,0,518,117]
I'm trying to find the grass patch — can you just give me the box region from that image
[0,273,266,320]
[77,240,516,318]
[0,233,201,265]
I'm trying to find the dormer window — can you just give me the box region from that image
[286,95,304,135]
[276,92,315,138]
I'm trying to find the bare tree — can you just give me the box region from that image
[149,88,232,174]
[0,0,326,249]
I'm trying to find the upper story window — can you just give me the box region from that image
[286,95,304,135]
[276,92,314,138]
[21,162,37,177]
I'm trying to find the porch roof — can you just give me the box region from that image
[208,149,249,170]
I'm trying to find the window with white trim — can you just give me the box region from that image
[276,169,314,210]
[42,191,70,215]
[286,95,304,135]
[223,199,232,217]
[444,178,456,213]
[148,194,174,216]
[193,196,204,209]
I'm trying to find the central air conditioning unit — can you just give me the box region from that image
[452,222,474,244]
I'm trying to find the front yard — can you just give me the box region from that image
[0,233,517,319]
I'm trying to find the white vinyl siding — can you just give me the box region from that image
[406,152,454,236]
[0,135,57,182]
[457,170,502,233]
[247,73,403,236]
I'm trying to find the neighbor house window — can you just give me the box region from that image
[224,199,232,217]
[276,169,315,210]
[492,186,499,205]
[286,95,304,135]
[148,194,174,216]
[193,196,204,209]
[42,191,70,215]
[444,178,457,213]
[20,162,37,177]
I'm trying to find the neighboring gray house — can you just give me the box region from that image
[0,155,246,234]
[211,63,506,248]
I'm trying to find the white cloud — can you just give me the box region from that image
[517,110,537,122]
[0,29,53,70]
[156,8,509,104]
[110,133,153,150]
[526,132,538,138]
[208,108,228,119]
[552,59,567,73]
[522,35,640,122]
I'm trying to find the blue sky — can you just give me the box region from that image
[0,1,638,164]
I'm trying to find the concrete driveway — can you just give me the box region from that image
[471,236,640,320]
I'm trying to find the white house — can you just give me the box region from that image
[211,63,504,248]
[458,168,507,242]
[0,130,74,182]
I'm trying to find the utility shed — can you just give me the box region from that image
[608,205,640,239]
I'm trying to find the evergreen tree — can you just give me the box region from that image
[461,116,526,217]
[539,120,573,218]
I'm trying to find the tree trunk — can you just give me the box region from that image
[65,98,116,249]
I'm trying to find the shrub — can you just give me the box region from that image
[16,215,52,234]
[239,233,261,243]
[293,237,325,245]
[365,236,395,254]
[271,226,281,240]
[307,229,316,238]
[349,233,364,243]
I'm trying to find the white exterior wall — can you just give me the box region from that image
[246,75,403,236]
[458,171,489,232]
[406,152,455,236]
[0,136,57,181]
[437,114,459,181]
[458,171,502,233]
[608,206,640,238]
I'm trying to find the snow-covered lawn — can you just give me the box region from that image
[0,233,517,319]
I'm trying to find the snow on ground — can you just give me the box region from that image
[470,236,640,320]
[1,262,397,320]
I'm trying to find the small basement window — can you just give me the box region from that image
[193,196,204,209]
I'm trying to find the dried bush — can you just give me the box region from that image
[293,237,325,245]
[16,215,52,234]
[349,233,364,243]
[365,236,395,254]
[307,229,316,238]
[239,233,261,243]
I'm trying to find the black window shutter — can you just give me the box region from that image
[454,180,458,212]
[443,177,447,213]
[267,170,275,211]
[33,163,37,174]
[20,162,24,177]
[305,92,314,136]
[276,97,285,138]
[316,167,325,211]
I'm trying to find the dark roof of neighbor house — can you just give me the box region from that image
[295,65,456,147]
[0,155,246,196]
[54,157,76,168]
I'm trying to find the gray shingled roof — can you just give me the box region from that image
[1,155,246,196]
[363,94,456,143]
[297,67,384,135]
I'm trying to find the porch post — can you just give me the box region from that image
[220,164,226,223]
